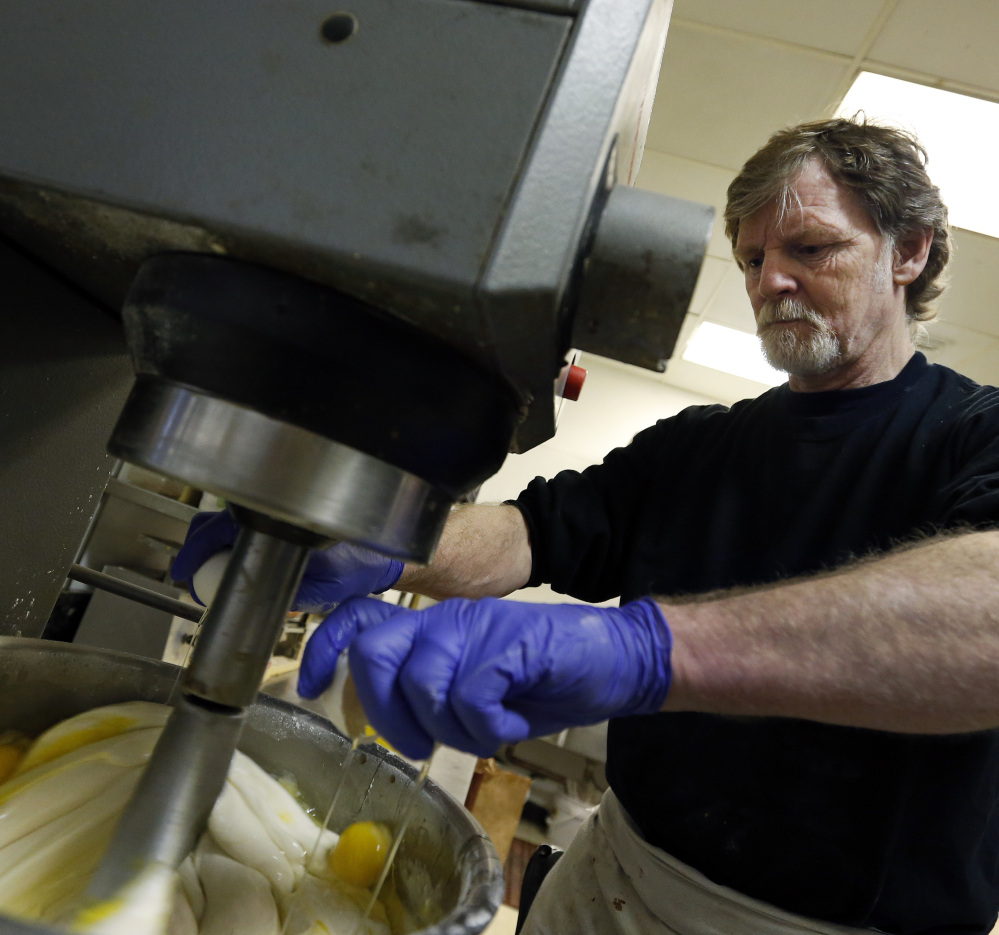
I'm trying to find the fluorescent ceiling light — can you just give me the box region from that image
[681,321,785,386]
[837,72,999,239]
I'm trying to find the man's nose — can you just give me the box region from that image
[758,254,797,300]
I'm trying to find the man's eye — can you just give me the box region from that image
[798,244,827,257]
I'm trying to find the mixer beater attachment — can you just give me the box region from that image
[85,515,319,905]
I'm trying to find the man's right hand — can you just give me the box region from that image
[170,510,404,613]
[297,595,674,759]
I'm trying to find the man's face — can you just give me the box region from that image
[734,159,908,390]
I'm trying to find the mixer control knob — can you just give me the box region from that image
[571,184,714,372]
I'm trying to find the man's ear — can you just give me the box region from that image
[893,227,934,286]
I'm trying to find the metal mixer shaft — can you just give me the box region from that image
[86,522,311,902]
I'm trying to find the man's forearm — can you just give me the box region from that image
[661,529,999,733]
[397,503,533,600]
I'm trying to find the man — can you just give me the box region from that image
[174,118,999,933]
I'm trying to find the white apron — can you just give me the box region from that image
[519,791,874,935]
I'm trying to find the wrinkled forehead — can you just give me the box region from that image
[736,158,877,247]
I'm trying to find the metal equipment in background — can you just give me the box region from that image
[0,0,712,927]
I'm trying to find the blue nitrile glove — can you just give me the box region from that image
[171,510,403,613]
[298,595,673,760]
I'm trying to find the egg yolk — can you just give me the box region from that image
[327,821,392,889]
[15,716,137,775]
[0,745,25,785]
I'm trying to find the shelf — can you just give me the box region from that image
[105,477,199,523]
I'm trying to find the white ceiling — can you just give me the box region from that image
[635,0,999,403]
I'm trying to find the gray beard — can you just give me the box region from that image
[757,299,841,377]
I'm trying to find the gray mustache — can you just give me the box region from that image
[757,299,823,328]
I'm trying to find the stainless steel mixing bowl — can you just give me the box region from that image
[0,638,504,935]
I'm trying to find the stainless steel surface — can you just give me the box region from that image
[70,477,197,600]
[67,563,203,624]
[85,696,245,903]
[572,185,715,370]
[110,381,452,563]
[73,565,194,661]
[101,476,198,524]
[0,639,503,935]
[183,527,308,709]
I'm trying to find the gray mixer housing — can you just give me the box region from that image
[0,0,708,441]
[0,0,711,623]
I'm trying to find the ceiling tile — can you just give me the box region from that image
[671,0,885,57]
[701,262,755,332]
[936,228,999,337]
[869,0,999,93]
[649,24,851,170]
[686,256,732,317]
[635,149,734,259]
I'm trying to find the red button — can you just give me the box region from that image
[562,364,587,401]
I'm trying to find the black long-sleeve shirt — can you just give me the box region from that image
[515,353,999,934]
